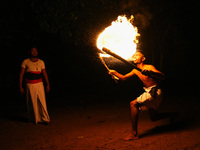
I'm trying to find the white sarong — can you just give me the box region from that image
[26,82,50,124]
[137,85,162,110]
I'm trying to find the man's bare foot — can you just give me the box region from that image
[121,133,139,141]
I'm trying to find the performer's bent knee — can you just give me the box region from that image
[130,99,138,108]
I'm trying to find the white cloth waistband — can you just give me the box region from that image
[143,85,158,93]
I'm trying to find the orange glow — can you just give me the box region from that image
[97,15,140,59]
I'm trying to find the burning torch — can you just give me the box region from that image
[102,47,165,81]
[96,15,140,83]
[102,47,142,72]
[96,15,164,81]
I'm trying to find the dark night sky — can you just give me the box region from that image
[0,0,199,103]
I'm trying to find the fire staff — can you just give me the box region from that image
[19,47,50,125]
[109,51,176,140]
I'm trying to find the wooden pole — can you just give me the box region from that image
[99,55,119,83]
[102,47,142,72]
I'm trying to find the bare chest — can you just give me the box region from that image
[134,70,157,87]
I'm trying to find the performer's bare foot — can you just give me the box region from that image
[121,133,139,141]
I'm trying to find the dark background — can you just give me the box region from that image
[0,0,199,107]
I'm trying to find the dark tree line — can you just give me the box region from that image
[0,0,198,98]
[1,0,192,66]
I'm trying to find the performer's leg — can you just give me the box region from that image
[27,84,40,124]
[123,99,139,140]
[130,99,139,137]
[37,83,50,123]
[130,100,139,136]
[26,85,35,122]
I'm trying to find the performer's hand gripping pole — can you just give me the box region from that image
[99,55,119,83]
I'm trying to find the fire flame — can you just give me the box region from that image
[97,15,140,59]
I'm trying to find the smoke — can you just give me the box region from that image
[134,13,152,30]
[119,0,153,30]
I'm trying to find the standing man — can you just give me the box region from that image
[109,51,176,140]
[19,47,50,125]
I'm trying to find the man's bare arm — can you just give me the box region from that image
[109,69,135,81]
[142,65,165,80]
[19,67,25,94]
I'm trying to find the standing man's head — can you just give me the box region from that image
[132,51,146,64]
[29,47,38,58]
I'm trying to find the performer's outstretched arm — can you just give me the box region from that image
[109,69,135,81]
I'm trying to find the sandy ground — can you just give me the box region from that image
[0,95,200,150]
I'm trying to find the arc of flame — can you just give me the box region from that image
[97,15,140,59]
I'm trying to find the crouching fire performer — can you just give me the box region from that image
[109,51,176,140]
[19,47,50,125]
